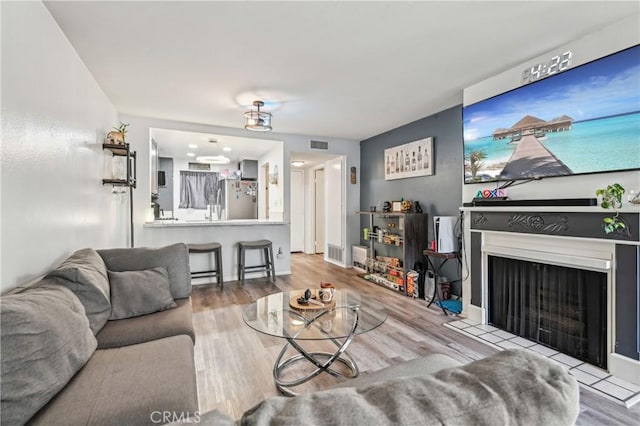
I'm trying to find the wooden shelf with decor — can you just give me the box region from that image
[102,143,137,188]
[103,142,137,247]
[357,211,429,296]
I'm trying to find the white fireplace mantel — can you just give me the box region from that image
[460,206,640,385]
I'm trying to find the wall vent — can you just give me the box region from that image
[310,140,329,150]
[327,244,344,263]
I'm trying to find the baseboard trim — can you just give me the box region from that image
[324,258,346,268]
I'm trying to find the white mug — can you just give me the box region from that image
[319,288,336,303]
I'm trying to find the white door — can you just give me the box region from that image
[324,157,343,262]
[290,169,304,252]
[314,169,325,254]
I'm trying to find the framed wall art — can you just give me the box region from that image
[384,137,433,180]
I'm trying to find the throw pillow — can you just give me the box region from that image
[0,279,97,425]
[98,243,191,299]
[46,248,111,334]
[108,267,177,320]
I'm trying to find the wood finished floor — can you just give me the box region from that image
[191,253,640,425]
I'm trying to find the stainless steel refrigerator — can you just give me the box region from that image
[221,179,258,220]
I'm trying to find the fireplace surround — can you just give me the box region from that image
[461,206,639,384]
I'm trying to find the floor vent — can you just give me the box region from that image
[310,140,329,150]
[327,244,343,263]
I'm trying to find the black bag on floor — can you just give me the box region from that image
[413,262,426,299]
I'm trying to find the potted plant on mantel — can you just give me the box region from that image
[595,183,626,234]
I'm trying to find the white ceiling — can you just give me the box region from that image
[45,1,639,141]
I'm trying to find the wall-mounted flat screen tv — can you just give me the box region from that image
[463,44,639,184]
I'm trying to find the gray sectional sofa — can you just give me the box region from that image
[1,243,198,425]
[1,242,581,426]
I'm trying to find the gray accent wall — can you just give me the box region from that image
[360,105,464,294]
[616,245,640,360]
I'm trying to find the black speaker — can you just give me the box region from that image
[158,171,166,187]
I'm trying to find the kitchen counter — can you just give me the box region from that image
[139,219,291,282]
[144,219,288,228]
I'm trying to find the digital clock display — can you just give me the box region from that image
[521,51,573,84]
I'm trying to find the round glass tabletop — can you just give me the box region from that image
[243,289,387,340]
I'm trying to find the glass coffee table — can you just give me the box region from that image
[243,289,387,396]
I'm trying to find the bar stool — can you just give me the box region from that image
[237,240,276,282]
[188,242,223,288]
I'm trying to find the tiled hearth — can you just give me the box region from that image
[445,318,640,408]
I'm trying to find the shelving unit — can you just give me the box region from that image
[103,143,137,247]
[102,143,137,187]
[357,211,429,296]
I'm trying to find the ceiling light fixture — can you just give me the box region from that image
[196,155,230,164]
[244,100,272,132]
[188,144,198,149]
[291,161,305,167]
[222,147,232,152]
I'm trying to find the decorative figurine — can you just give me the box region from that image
[415,201,423,213]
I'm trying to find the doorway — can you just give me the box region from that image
[314,168,325,254]
[290,169,304,252]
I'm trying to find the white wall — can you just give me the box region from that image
[462,14,640,202]
[119,114,361,273]
[1,1,123,292]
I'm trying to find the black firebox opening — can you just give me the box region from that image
[488,255,607,369]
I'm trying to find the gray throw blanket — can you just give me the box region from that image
[240,349,579,426]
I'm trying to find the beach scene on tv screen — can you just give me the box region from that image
[463,45,640,184]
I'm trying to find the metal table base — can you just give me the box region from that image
[273,306,360,397]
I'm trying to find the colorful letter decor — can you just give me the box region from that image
[476,188,507,198]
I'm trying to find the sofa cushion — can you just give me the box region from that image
[97,298,195,349]
[0,280,97,425]
[98,243,191,299]
[108,267,177,320]
[329,353,462,390]
[240,349,579,426]
[46,248,111,334]
[29,335,199,426]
